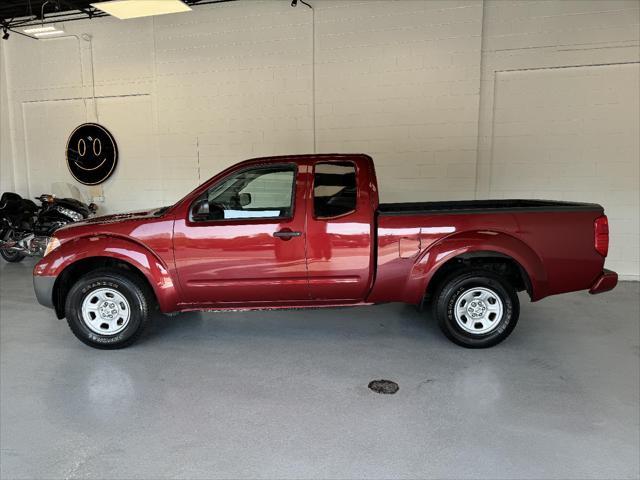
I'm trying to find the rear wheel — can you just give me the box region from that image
[0,229,26,263]
[433,269,519,348]
[65,269,152,349]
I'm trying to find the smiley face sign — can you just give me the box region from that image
[66,123,118,185]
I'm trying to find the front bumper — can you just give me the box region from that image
[33,275,56,308]
[589,269,618,295]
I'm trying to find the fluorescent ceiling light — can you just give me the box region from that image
[34,30,65,37]
[91,0,192,20]
[23,25,57,34]
[23,25,65,37]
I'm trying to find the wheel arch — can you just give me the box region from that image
[52,256,158,319]
[408,230,548,306]
[422,250,533,308]
[40,235,180,318]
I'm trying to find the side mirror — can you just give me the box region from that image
[238,192,252,207]
[191,199,210,221]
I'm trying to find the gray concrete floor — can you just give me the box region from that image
[1,258,638,480]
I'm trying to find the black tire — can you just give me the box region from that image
[0,230,26,263]
[65,269,152,349]
[433,269,519,348]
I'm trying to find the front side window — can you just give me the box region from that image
[313,162,357,218]
[192,164,296,221]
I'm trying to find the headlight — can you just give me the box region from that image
[44,237,61,257]
[54,206,83,222]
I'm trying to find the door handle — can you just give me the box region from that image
[273,229,302,240]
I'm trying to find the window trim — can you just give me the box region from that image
[188,163,298,224]
[312,160,358,220]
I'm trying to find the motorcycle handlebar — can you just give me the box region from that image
[35,194,55,203]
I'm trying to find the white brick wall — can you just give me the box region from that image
[0,0,638,277]
[0,2,315,211]
[315,0,483,202]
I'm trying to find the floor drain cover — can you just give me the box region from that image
[368,379,399,394]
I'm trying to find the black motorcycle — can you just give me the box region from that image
[0,192,97,262]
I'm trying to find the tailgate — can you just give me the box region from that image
[510,208,606,297]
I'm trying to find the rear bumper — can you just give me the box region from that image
[589,269,618,295]
[33,275,56,308]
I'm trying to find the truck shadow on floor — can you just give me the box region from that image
[139,303,448,347]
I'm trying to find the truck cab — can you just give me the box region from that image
[172,154,378,306]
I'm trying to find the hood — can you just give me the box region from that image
[56,206,169,231]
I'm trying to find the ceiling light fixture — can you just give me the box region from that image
[2,28,9,40]
[90,0,192,20]
[33,29,65,37]
[23,24,65,38]
[23,25,57,34]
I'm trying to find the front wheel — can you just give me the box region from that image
[433,269,520,348]
[0,229,26,263]
[65,269,152,349]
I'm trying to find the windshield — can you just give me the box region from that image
[51,182,86,202]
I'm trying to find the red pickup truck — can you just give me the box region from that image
[33,154,617,349]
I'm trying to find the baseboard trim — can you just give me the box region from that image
[619,274,639,282]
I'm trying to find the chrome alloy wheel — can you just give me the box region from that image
[81,288,131,335]
[453,287,504,335]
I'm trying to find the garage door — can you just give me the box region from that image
[490,63,640,279]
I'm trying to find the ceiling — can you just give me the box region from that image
[1,0,236,32]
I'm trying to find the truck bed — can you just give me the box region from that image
[371,198,607,304]
[378,199,602,216]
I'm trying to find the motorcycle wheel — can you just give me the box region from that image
[0,229,26,263]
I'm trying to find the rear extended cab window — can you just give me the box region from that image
[313,162,357,218]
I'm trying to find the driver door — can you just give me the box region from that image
[173,163,309,306]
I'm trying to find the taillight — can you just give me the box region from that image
[594,215,609,257]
